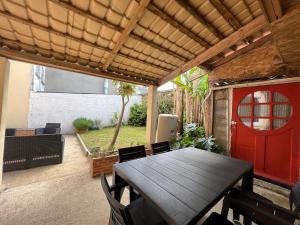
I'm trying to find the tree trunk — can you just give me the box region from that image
[175,86,183,134]
[108,96,127,150]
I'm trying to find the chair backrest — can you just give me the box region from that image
[151,141,170,155]
[223,187,298,225]
[100,175,128,225]
[290,180,300,213]
[45,123,61,129]
[5,128,16,136]
[118,145,146,163]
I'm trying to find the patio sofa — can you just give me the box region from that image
[3,134,65,172]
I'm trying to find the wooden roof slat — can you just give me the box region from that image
[147,3,211,49]
[48,0,123,32]
[49,0,188,63]
[174,0,224,40]
[103,0,151,70]
[130,33,189,62]
[159,15,267,85]
[210,0,252,43]
[242,0,254,19]
[0,11,172,73]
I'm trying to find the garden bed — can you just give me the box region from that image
[76,126,147,177]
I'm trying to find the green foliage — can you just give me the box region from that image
[158,97,174,114]
[113,81,135,98]
[128,103,147,126]
[170,123,225,154]
[172,67,209,99]
[73,118,94,130]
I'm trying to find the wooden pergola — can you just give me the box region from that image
[0,0,299,184]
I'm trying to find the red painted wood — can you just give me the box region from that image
[231,83,300,185]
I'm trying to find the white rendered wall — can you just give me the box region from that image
[28,92,142,134]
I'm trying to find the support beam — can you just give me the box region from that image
[146,85,158,149]
[0,42,157,85]
[0,57,10,186]
[259,0,282,23]
[103,0,151,69]
[159,15,267,85]
[212,33,272,67]
[147,3,211,49]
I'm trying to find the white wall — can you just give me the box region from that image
[28,92,142,134]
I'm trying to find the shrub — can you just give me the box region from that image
[158,98,174,114]
[170,123,225,154]
[128,103,147,126]
[72,118,94,130]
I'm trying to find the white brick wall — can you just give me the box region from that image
[28,92,142,134]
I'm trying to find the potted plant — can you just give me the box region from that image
[72,118,93,133]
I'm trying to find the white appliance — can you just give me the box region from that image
[155,114,178,142]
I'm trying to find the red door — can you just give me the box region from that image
[231,83,300,185]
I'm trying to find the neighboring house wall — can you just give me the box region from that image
[6,60,32,128]
[43,67,107,94]
[28,92,142,134]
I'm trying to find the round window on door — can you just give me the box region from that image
[238,91,292,131]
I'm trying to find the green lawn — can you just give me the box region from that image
[80,126,146,151]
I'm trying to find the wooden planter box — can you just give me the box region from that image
[89,149,152,177]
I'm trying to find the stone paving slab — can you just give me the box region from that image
[0,135,291,225]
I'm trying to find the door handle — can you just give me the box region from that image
[231,121,237,125]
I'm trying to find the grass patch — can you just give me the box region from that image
[80,126,146,151]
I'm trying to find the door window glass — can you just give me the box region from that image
[238,91,291,130]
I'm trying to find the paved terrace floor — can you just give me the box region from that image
[0,135,290,225]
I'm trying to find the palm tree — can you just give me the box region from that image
[108,81,135,150]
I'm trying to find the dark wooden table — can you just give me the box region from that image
[113,147,253,225]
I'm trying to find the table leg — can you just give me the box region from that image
[242,168,254,191]
[113,171,124,201]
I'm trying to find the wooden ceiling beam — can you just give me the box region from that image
[212,33,272,67]
[0,47,155,86]
[0,38,157,85]
[48,0,189,62]
[210,0,252,43]
[0,11,172,73]
[103,0,151,70]
[159,15,267,85]
[147,3,211,49]
[259,0,282,23]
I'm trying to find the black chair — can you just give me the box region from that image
[221,187,299,225]
[118,145,146,163]
[101,174,168,225]
[46,123,61,129]
[151,141,171,155]
[5,128,16,136]
[290,180,300,214]
[118,145,146,202]
[35,123,61,135]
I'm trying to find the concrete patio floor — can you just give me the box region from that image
[0,135,291,225]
